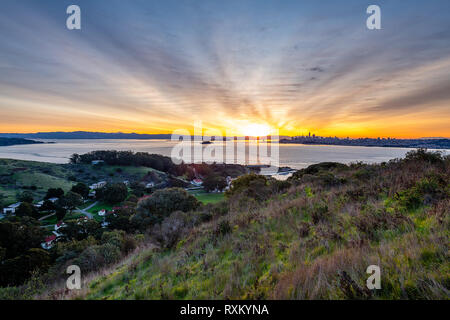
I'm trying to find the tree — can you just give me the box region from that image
[15,202,36,217]
[18,191,34,203]
[130,182,146,197]
[39,199,56,212]
[70,153,80,164]
[203,174,227,192]
[55,206,67,221]
[45,188,64,200]
[133,188,200,229]
[105,207,135,232]
[59,220,102,241]
[56,191,83,214]
[71,183,90,199]
[225,173,270,201]
[99,183,128,204]
[0,220,45,260]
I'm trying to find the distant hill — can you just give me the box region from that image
[0,137,44,147]
[0,132,291,140]
[0,131,172,140]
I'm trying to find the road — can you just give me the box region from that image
[74,201,98,219]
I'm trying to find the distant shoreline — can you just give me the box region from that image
[280,137,450,150]
[0,137,44,147]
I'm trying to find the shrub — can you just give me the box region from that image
[311,203,330,224]
[153,211,189,249]
[225,174,270,201]
[215,220,232,236]
[404,148,443,164]
[97,183,128,204]
[133,188,200,229]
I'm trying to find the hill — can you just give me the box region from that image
[0,132,171,140]
[0,137,43,147]
[0,158,167,208]
[28,149,448,300]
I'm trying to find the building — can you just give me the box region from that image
[41,235,56,250]
[34,200,45,208]
[55,221,66,231]
[91,160,105,165]
[145,182,155,189]
[2,202,21,215]
[89,181,107,190]
[98,209,106,216]
[191,179,203,187]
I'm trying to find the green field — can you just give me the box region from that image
[189,190,225,204]
[0,158,167,207]
[87,202,114,222]
[0,159,75,207]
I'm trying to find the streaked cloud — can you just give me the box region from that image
[0,0,449,137]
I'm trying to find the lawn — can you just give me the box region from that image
[87,202,114,222]
[189,190,225,204]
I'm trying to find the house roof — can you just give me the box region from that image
[8,202,22,208]
[45,235,56,242]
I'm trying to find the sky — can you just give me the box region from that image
[0,0,449,138]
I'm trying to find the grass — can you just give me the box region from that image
[0,159,75,207]
[189,190,225,204]
[76,153,449,300]
[0,159,167,207]
[3,150,449,300]
[87,202,114,222]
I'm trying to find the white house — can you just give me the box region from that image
[89,181,107,190]
[98,209,106,216]
[34,200,44,208]
[48,197,59,203]
[41,235,56,250]
[54,221,66,231]
[146,182,155,189]
[191,179,203,187]
[101,220,110,228]
[3,202,21,215]
[91,160,105,165]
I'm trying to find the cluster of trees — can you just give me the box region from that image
[69,151,250,189]
[70,150,177,173]
[95,183,128,204]
[0,218,48,286]
[132,188,200,229]
[225,173,291,201]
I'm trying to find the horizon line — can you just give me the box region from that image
[0,131,449,140]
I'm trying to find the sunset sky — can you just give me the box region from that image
[0,0,449,138]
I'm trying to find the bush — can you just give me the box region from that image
[404,148,443,164]
[203,174,227,192]
[311,203,330,224]
[71,183,89,199]
[215,220,232,236]
[225,174,271,201]
[153,211,189,248]
[133,188,200,229]
[97,183,128,204]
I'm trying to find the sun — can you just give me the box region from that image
[241,123,273,137]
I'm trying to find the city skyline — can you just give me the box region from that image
[1,0,450,138]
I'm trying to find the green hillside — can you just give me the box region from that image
[64,150,449,300]
[0,159,167,207]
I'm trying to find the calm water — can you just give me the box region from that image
[0,139,448,170]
